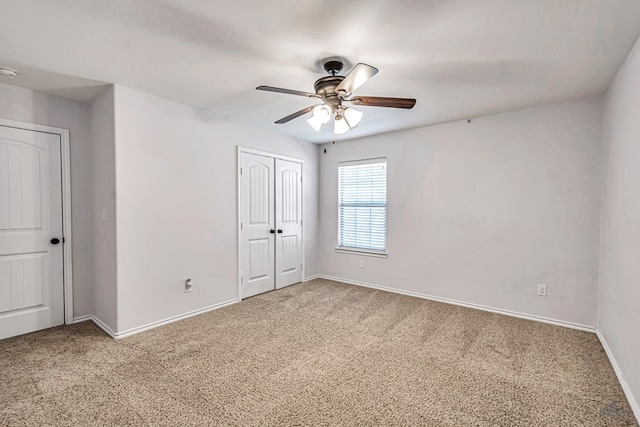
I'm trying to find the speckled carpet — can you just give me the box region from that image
[0,278,637,426]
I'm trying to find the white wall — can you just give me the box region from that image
[89,86,118,330]
[599,34,640,413]
[319,96,603,327]
[113,85,318,333]
[0,83,94,317]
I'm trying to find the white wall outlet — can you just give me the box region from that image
[101,208,107,221]
[359,260,365,268]
[184,278,192,293]
[537,284,547,296]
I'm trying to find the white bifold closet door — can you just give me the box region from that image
[240,152,302,299]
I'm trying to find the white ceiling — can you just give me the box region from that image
[1,0,639,143]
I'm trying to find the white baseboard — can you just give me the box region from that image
[73,315,117,339]
[115,298,239,339]
[317,275,596,333]
[75,276,595,336]
[596,331,640,423]
[73,299,239,340]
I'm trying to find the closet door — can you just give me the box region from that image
[275,159,303,289]
[240,153,275,299]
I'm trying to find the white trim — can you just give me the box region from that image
[303,274,321,282]
[317,275,596,333]
[115,298,239,339]
[237,146,305,163]
[60,129,73,325]
[73,315,117,339]
[72,315,91,323]
[335,247,388,258]
[301,160,306,282]
[597,331,640,423]
[237,147,242,300]
[236,146,305,300]
[75,299,240,339]
[0,118,74,325]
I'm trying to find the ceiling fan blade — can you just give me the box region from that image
[274,105,316,124]
[335,63,379,96]
[256,85,320,98]
[348,96,416,109]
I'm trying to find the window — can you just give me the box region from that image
[337,158,387,254]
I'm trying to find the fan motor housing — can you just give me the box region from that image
[314,76,344,104]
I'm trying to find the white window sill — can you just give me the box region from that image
[335,247,388,258]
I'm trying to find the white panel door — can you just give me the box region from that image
[275,159,302,289]
[240,153,275,299]
[0,126,64,340]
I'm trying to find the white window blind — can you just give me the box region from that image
[338,158,387,252]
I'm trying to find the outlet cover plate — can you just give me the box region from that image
[537,284,547,296]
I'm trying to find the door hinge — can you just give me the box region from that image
[241,276,243,284]
[301,264,303,270]
[240,167,243,175]
[240,222,243,230]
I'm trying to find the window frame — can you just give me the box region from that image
[335,157,388,258]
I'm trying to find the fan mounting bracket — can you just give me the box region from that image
[323,60,344,76]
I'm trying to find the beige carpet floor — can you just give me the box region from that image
[0,278,637,426]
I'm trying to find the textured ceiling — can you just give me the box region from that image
[1,0,639,143]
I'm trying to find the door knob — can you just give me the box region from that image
[50,238,61,245]
[277,229,283,234]
[269,229,275,234]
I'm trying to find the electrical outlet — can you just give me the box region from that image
[359,260,364,268]
[537,284,547,296]
[184,278,192,293]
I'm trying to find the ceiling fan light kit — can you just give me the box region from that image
[306,104,333,131]
[314,104,332,122]
[343,107,363,127]
[334,115,350,134]
[256,59,416,136]
[306,114,323,132]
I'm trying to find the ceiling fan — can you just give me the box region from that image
[256,60,416,135]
